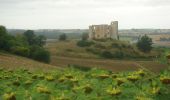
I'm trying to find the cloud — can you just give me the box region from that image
[0,0,170,29]
[1,0,170,7]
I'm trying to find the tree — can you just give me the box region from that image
[23,30,46,47]
[0,25,7,36]
[59,34,67,41]
[0,26,50,63]
[0,26,16,51]
[82,33,89,41]
[35,35,46,47]
[23,30,35,45]
[137,35,152,53]
[30,45,50,63]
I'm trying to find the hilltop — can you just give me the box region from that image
[46,39,161,59]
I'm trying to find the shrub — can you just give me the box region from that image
[101,50,124,59]
[11,46,30,57]
[82,33,89,41]
[0,34,16,51]
[113,51,124,59]
[85,48,100,54]
[30,46,50,63]
[94,44,106,49]
[112,43,119,48]
[94,39,108,42]
[59,34,67,41]
[137,35,152,53]
[77,40,94,47]
[101,51,114,58]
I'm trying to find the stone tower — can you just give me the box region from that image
[89,21,118,40]
[110,21,118,39]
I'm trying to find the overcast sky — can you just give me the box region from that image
[0,0,170,29]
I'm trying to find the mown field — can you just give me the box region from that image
[0,67,170,100]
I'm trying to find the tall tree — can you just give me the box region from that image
[0,26,14,51]
[137,34,153,53]
[35,35,46,47]
[23,30,35,45]
[0,25,7,36]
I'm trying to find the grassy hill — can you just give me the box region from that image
[46,39,161,59]
[0,52,57,71]
[45,39,168,73]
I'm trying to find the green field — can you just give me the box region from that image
[0,67,170,100]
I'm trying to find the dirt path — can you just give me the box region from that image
[51,56,168,73]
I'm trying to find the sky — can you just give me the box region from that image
[0,0,170,29]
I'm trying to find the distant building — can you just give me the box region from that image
[89,21,118,39]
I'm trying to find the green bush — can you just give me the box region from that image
[30,46,50,63]
[82,33,89,41]
[85,48,100,54]
[77,40,94,47]
[59,34,67,41]
[11,46,30,57]
[93,39,109,42]
[94,44,106,49]
[101,51,125,59]
[113,51,124,59]
[101,51,114,58]
[112,43,119,48]
[137,35,153,53]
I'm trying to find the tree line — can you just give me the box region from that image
[0,26,50,63]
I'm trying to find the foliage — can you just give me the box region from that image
[100,51,124,59]
[101,51,114,58]
[137,35,153,53]
[30,46,50,63]
[0,26,50,63]
[0,26,16,51]
[11,46,30,57]
[81,33,89,41]
[24,30,46,47]
[77,40,94,47]
[35,35,46,47]
[0,68,170,100]
[0,25,7,36]
[59,34,67,41]
[23,30,35,45]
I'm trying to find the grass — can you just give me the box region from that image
[46,40,98,58]
[50,56,168,73]
[46,39,168,73]
[0,52,57,71]
[0,67,170,100]
[46,39,161,59]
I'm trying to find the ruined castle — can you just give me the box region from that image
[89,21,118,39]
